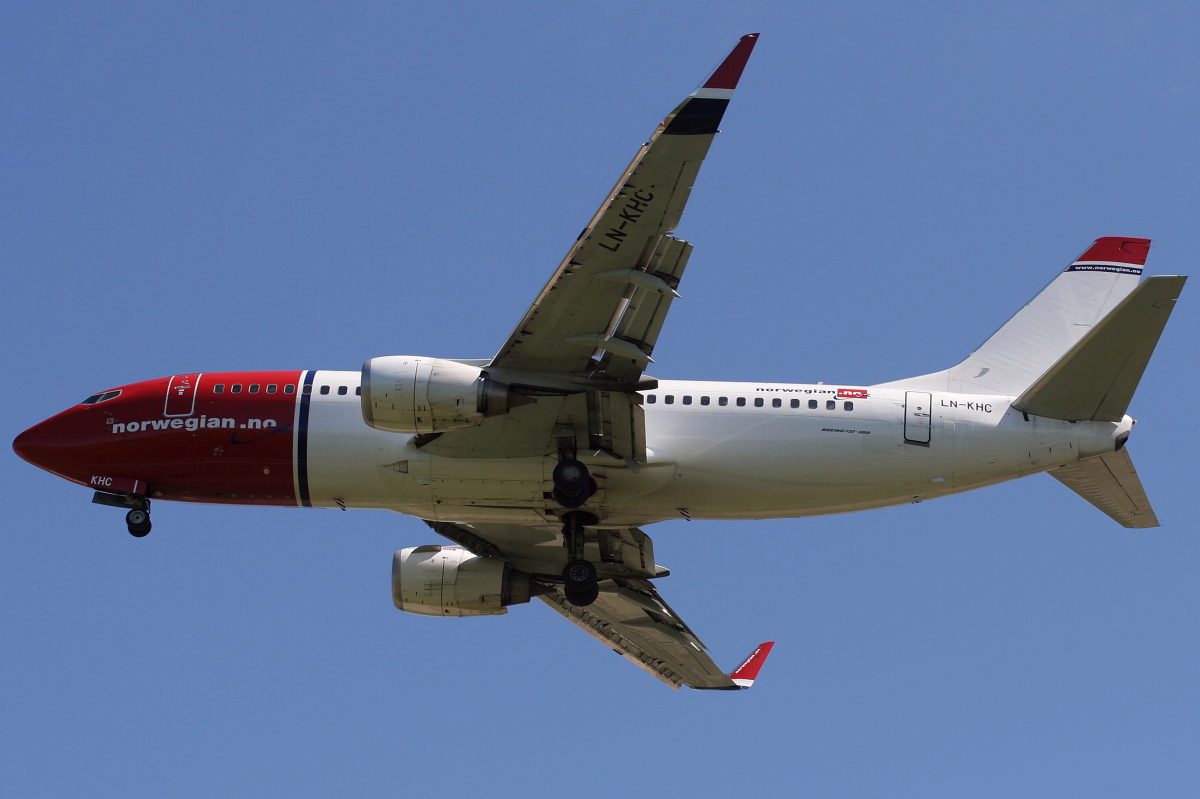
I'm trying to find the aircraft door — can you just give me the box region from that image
[164,373,201,417]
[904,391,932,444]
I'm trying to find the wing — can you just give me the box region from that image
[415,37,768,690]
[487,33,759,389]
[540,581,740,690]
[424,34,759,466]
[426,519,770,690]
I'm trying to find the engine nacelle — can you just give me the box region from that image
[392,546,536,617]
[361,356,530,434]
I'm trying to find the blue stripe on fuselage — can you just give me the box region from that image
[297,369,316,507]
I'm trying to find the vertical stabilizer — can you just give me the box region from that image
[1012,275,1185,421]
[879,237,1150,395]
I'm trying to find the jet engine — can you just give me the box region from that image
[361,356,531,434]
[392,545,539,617]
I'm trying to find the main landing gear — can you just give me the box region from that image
[549,439,601,606]
[561,510,600,607]
[552,459,595,508]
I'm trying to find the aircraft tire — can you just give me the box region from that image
[553,459,589,492]
[552,486,590,508]
[126,509,151,537]
[564,584,599,607]
[562,559,598,593]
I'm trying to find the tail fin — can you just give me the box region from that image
[879,237,1152,394]
[1049,448,1159,528]
[1013,275,1186,421]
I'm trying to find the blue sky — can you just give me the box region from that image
[4,2,1199,796]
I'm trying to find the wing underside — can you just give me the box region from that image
[427,519,743,690]
[541,581,739,690]
[488,33,759,388]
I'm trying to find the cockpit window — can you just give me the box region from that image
[80,390,122,405]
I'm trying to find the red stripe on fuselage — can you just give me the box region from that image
[21,371,305,506]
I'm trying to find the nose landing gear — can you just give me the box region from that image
[92,490,152,537]
[125,508,152,537]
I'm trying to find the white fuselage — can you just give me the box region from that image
[298,371,1128,528]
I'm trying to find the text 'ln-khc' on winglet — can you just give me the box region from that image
[728,641,775,689]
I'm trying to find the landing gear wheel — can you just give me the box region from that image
[552,459,594,509]
[562,559,598,593]
[126,509,151,537]
[553,460,590,494]
[564,584,600,607]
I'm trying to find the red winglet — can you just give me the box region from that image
[703,33,760,90]
[1075,236,1152,265]
[728,641,774,689]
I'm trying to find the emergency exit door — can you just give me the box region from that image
[164,373,202,417]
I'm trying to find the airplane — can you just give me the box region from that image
[12,33,1187,691]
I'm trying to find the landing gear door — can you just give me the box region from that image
[165,373,202,417]
[904,391,932,444]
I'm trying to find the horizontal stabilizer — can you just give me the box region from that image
[1013,275,1186,422]
[1049,449,1159,528]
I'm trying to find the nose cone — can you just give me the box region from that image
[13,408,98,483]
[13,418,58,469]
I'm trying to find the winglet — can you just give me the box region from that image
[662,34,759,136]
[699,33,760,94]
[728,641,774,689]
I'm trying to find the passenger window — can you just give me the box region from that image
[249,384,260,394]
[320,385,330,395]
[213,385,224,394]
[232,384,242,394]
[700,396,710,406]
[302,385,312,395]
[844,401,854,411]
[647,395,657,404]
[719,397,728,406]
[338,386,348,395]
[284,385,295,394]
[355,386,361,396]
[736,397,746,407]
[754,398,764,407]
[791,399,800,408]
[683,396,692,405]
[809,400,818,409]
[772,398,781,408]
[664,395,674,405]
[267,384,277,394]
[826,400,836,410]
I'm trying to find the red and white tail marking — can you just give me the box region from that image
[1072,236,1151,267]
[728,641,774,689]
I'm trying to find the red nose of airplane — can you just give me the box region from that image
[13,412,87,481]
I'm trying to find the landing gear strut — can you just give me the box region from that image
[93,490,152,536]
[561,510,600,607]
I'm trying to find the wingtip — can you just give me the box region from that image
[728,641,774,689]
[701,33,760,91]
